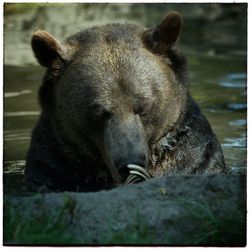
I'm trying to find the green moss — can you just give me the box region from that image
[3,196,246,246]
[178,199,246,246]
[3,198,80,245]
[101,216,159,245]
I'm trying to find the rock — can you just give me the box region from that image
[4,174,246,245]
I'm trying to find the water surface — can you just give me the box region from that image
[188,54,246,169]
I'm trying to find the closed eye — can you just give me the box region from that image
[133,96,153,116]
[134,103,152,117]
[89,103,112,121]
[134,106,145,116]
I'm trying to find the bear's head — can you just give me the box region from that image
[31,12,188,184]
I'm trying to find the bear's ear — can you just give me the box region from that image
[31,30,65,67]
[143,12,182,52]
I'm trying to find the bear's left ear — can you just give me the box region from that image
[31,30,66,67]
[143,12,183,52]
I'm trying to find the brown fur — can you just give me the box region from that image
[25,12,226,192]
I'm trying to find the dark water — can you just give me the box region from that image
[188,54,246,171]
[3,52,247,185]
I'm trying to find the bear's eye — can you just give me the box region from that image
[90,104,111,121]
[134,106,142,115]
[134,98,153,116]
[134,106,146,116]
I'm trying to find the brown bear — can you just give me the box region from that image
[25,12,227,192]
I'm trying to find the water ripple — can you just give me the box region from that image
[219,73,246,88]
[4,130,31,141]
[4,160,26,174]
[4,111,40,117]
[228,103,247,110]
[227,73,247,79]
[4,89,32,98]
[229,119,247,126]
[222,137,246,148]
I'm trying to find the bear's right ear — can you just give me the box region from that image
[31,30,65,67]
[143,12,183,52]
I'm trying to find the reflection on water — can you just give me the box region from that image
[5,89,32,98]
[4,111,40,117]
[223,137,246,148]
[219,73,246,88]
[3,52,247,174]
[228,103,247,110]
[229,119,246,126]
[4,65,43,162]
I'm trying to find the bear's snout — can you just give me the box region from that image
[103,114,149,182]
